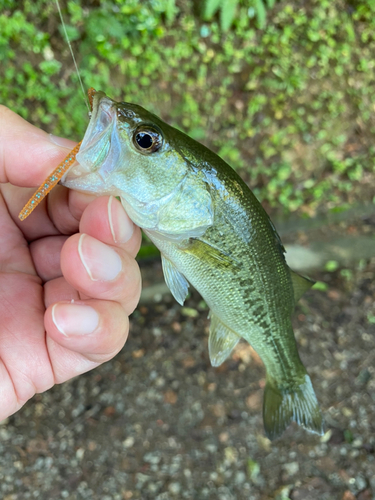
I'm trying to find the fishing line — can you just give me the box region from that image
[19,3,96,221]
[55,0,90,113]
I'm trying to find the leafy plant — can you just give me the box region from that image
[1,0,374,216]
[203,0,275,31]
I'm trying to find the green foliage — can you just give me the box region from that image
[247,458,260,482]
[1,0,375,216]
[325,260,340,272]
[203,0,273,31]
[312,281,328,292]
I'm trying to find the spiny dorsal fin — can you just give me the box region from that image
[208,313,240,367]
[290,270,315,303]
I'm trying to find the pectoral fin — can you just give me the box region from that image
[208,313,240,367]
[290,270,315,303]
[184,238,239,270]
[161,255,189,305]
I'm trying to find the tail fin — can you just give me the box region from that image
[263,374,324,440]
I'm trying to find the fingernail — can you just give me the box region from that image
[52,303,99,336]
[108,196,134,243]
[49,133,77,150]
[78,233,122,281]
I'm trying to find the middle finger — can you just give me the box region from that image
[61,233,141,316]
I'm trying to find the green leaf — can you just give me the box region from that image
[58,24,80,42]
[312,281,328,292]
[181,307,199,318]
[164,0,177,24]
[204,0,223,20]
[255,0,267,29]
[220,0,238,31]
[324,260,339,272]
[247,458,260,482]
[266,0,275,7]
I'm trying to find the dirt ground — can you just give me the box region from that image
[0,216,374,500]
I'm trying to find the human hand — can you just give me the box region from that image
[0,106,142,420]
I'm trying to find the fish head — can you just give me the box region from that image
[62,91,213,236]
[63,90,187,200]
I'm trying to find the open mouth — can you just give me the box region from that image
[18,90,123,220]
[61,92,122,190]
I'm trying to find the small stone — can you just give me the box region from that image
[88,440,97,451]
[342,491,355,500]
[219,432,229,443]
[357,489,372,500]
[164,389,178,404]
[182,356,196,368]
[246,391,262,411]
[169,482,181,494]
[224,447,237,463]
[181,307,199,318]
[172,322,182,333]
[235,471,246,484]
[282,461,299,476]
[123,437,135,448]
[0,429,10,441]
[143,452,161,465]
[354,475,367,492]
[132,349,145,359]
[13,461,23,471]
[320,429,332,443]
[342,407,353,417]
[183,469,192,479]
[136,473,149,488]
[352,438,363,448]
[147,483,160,493]
[256,434,271,452]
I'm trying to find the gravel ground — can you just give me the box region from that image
[1,222,375,500]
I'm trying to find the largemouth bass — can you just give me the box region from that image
[20,89,323,440]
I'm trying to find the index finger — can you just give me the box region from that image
[0,105,76,186]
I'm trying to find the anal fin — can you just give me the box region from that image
[208,313,240,367]
[161,255,189,306]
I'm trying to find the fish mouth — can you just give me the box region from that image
[61,91,123,192]
[89,90,112,131]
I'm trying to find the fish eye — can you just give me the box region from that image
[133,126,163,153]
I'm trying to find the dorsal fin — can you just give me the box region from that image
[290,270,315,303]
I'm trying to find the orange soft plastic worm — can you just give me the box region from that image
[18,141,82,221]
[18,88,97,221]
